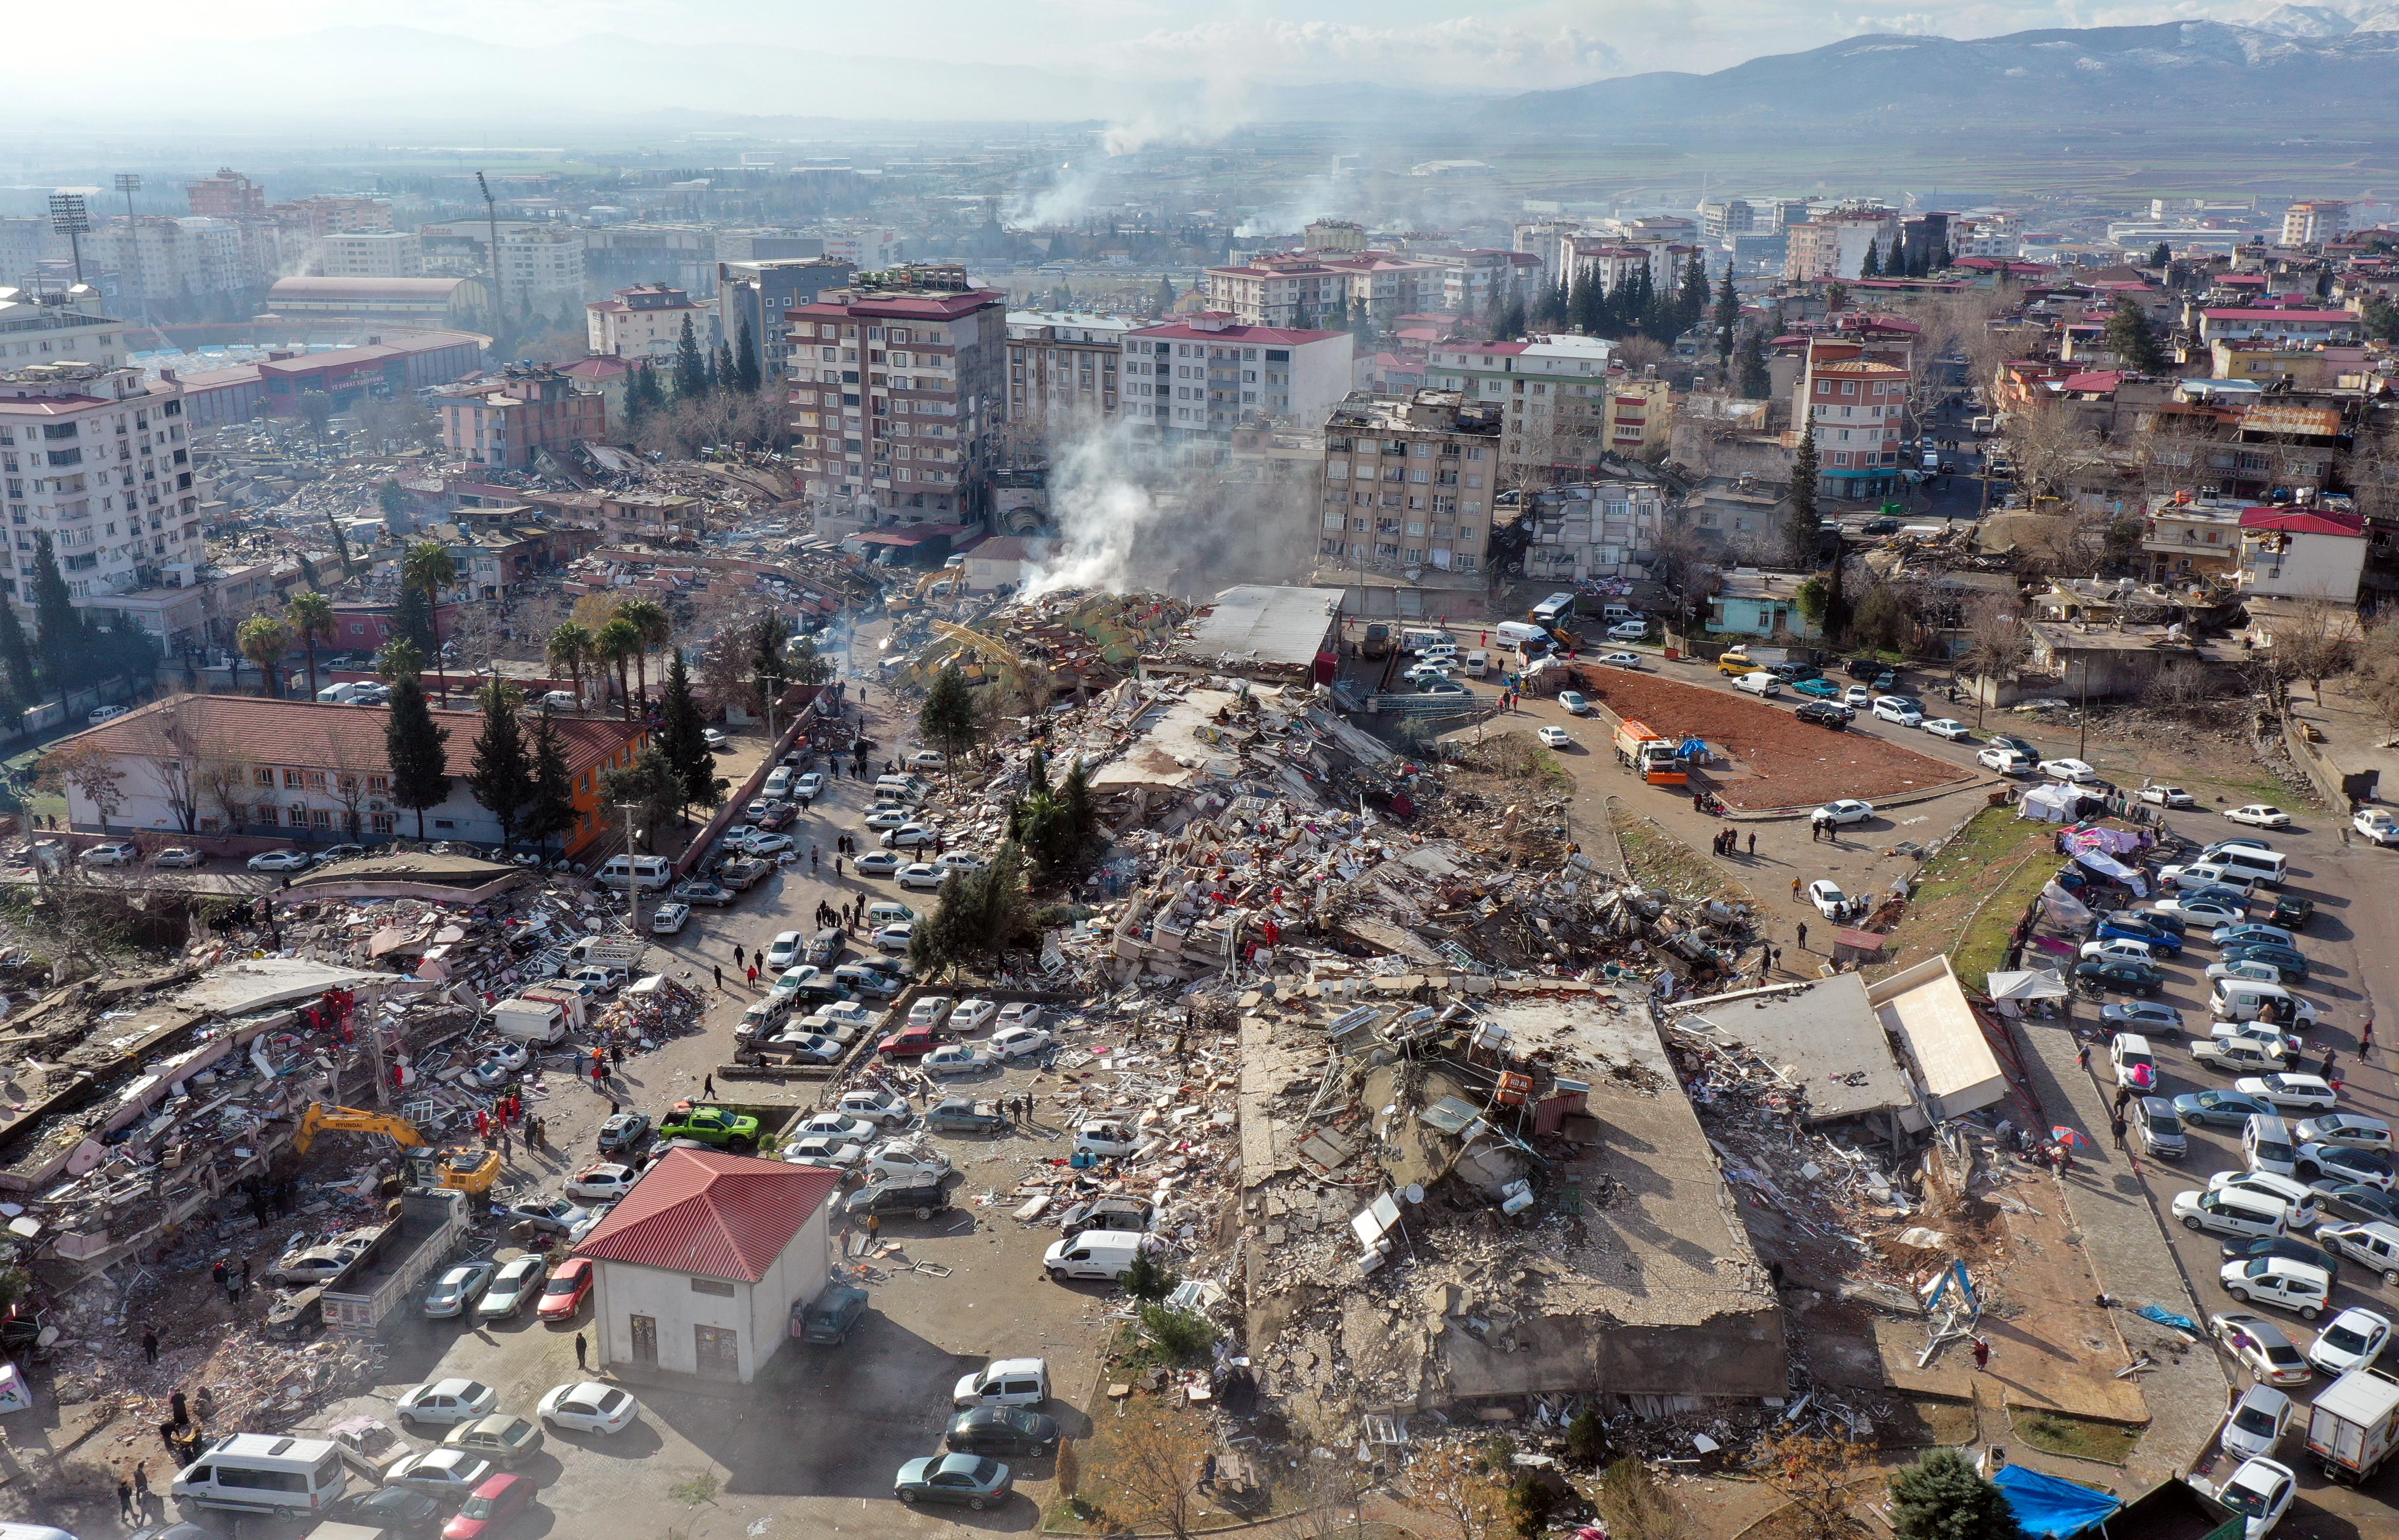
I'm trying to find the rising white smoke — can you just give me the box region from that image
[1018,422,1166,600]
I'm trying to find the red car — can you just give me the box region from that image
[444,1473,535,1539]
[536,1257,591,1322]
[878,1023,936,1057]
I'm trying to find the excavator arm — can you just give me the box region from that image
[294,1102,427,1158]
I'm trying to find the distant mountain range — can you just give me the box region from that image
[1481,21,2399,135]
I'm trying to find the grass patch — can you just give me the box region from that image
[1908,805,2046,913]
[1607,802,1751,904]
[1876,1397,1981,1448]
[2012,1407,2143,1465]
[1949,847,2066,993]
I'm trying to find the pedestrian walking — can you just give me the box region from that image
[118,1474,135,1523]
[747,963,758,986]
[733,944,745,969]
[1747,832,1756,856]
[835,855,844,877]
[142,1324,158,1365]
[590,1055,606,1090]
[2109,1114,2127,1147]
[2112,1085,2133,1116]
[1771,947,1784,973]
[2322,1047,2338,1078]
[713,963,724,990]
[2363,1014,2376,1055]
[1971,1336,1990,1371]
[1791,876,1803,902]
[2076,1042,2092,1071]
[575,1332,588,1370]
[133,1462,149,1510]
[2343,825,2352,848]
[703,1074,716,1098]
[810,847,820,874]
[866,1213,881,1243]
[497,1125,511,1159]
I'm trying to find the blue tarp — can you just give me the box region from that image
[1993,1463,2123,1538]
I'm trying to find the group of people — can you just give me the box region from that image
[474,1092,548,1153]
[1711,827,1754,858]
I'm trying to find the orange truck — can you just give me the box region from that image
[1612,718,1688,786]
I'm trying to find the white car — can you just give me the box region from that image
[397,1377,501,1429]
[2220,1383,2296,1462]
[1606,619,1649,641]
[1977,746,2032,774]
[1597,652,1645,669]
[2079,937,2155,965]
[649,901,691,935]
[765,931,805,970]
[2038,757,2099,783]
[836,1088,914,1128]
[538,1381,641,1436]
[2226,805,2292,829]
[1842,685,1873,708]
[1557,690,1593,715]
[910,750,946,772]
[2141,785,2199,809]
[949,998,998,1034]
[2234,1074,2339,1115]
[863,805,913,831]
[881,824,943,850]
[813,998,878,1031]
[1075,1121,1143,1159]
[247,849,311,872]
[935,851,988,875]
[1733,671,1781,697]
[565,1163,640,1202]
[2294,1114,2393,1153]
[1870,695,1922,725]
[388,1449,494,1501]
[2213,1456,2297,1538]
[908,997,955,1029]
[991,1024,1054,1060]
[2304,1307,2391,1377]
[1806,880,1850,919]
[2220,1256,2332,1320]
[865,1140,953,1183]
[1919,718,1973,741]
[81,840,137,866]
[1814,799,1875,826]
[475,1254,548,1321]
[702,728,729,750]
[1535,726,1573,749]
[782,1136,869,1171]
[769,1031,844,1065]
[873,921,914,951]
[794,771,826,801]
[924,1044,998,1077]
[2209,1170,2323,1229]
[856,849,905,877]
[995,1001,1043,1034]
[795,1113,881,1144]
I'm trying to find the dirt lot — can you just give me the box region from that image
[1568,667,1976,814]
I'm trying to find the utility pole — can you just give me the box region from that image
[2077,658,2090,763]
[616,801,643,941]
[475,171,504,341]
[113,175,143,323]
[47,192,89,288]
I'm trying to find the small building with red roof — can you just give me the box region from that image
[2238,504,2367,605]
[572,1147,842,1383]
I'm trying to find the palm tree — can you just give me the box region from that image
[401,540,458,676]
[546,621,595,709]
[286,590,336,702]
[615,598,671,706]
[595,617,643,722]
[375,636,425,683]
[237,613,291,698]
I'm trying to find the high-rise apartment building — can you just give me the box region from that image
[269,196,393,239]
[717,258,855,381]
[185,168,266,219]
[0,289,127,372]
[1005,312,1136,443]
[0,362,202,605]
[1318,389,1501,576]
[1796,341,1909,501]
[2281,199,2348,247]
[1785,208,1901,282]
[587,284,710,361]
[434,366,607,471]
[1302,220,1367,252]
[496,229,585,312]
[1119,314,1354,445]
[91,218,248,306]
[787,266,1007,521]
[315,231,423,279]
[1700,200,1757,242]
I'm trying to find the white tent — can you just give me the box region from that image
[1986,968,2069,1002]
[2016,783,2079,823]
[2072,847,2148,897]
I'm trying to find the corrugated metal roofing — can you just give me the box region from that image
[572,1148,839,1283]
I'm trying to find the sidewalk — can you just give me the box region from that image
[2000,1005,2230,1492]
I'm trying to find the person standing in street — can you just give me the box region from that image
[142,1324,158,1365]
[575,1332,588,1370]
[1971,1336,1990,1371]
[1796,921,1809,951]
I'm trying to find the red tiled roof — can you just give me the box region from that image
[2058,370,2126,393]
[572,1148,839,1283]
[2239,507,2366,537]
[2201,309,2356,322]
[52,694,642,785]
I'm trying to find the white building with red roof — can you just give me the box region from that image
[572,1147,842,1383]
[1119,313,1353,442]
[2237,505,2367,604]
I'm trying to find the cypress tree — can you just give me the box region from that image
[393,581,437,657]
[672,315,709,400]
[1789,432,1820,569]
[1861,239,1882,278]
[28,532,86,692]
[656,651,716,819]
[1713,269,1740,361]
[734,317,763,393]
[464,682,534,852]
[1680,252,1710,334]
[521,707,577,857]
[1738,329,1771,399]
[715,338,737,394]
[384,676,451,840]
[0,592,36,705]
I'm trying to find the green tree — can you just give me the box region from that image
[520,707,578,857]
[1155,275,1175,313]
[296,389,334,435]
[714,338,738,395]
[625,361,666,425]
[1713,268,1740,361]
[1738,329,1771,398]
[286,590,336,702]
[672,314,710,400]
[28,532,85,693]
[920,662,980,763]
[237,613,291,698]
[2149,241,2172,269]
[601,743,681,851]
[401,540,457,664]
[1888,1449,2022,1540]
[1860,240,1881,279]
[383,675,451,839]
[655,651,718,820]
[1788,432,1820,568]
[377,479,409,527]
[2365,292,2399,345]
[748,609,792,724]
[614,597,671,705]
[392,581,437,658]
[2104,297,2168,373]
[733,317,763,394]
[375,636,425,684]
[1679,251,1710,334]
[1595,1455,1691,1540]
[1494,286,1526,342]
[0,592,38,705]
[596,617,643,721]
[546,621,595,708]
[1825,280,1848,314]
[464,679,534,852]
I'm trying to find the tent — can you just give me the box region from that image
[2040,882,2093,929]
[1991,1462,2121,1538]
[2017,783,2079,823]
[2067,825,2145,856]
[1986,968,2069,1003]
[2070,847,2148,897]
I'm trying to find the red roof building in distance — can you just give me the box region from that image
[574,1147,840,1283]
[785,265,1006,524]
[2238,505,2366,539]
[1121,311,1356,443]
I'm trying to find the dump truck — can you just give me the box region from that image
[2307,1365,2399,1483]
[1613,719,1688,786]
[321,1187,467,1335]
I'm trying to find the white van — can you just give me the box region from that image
[1401,628,1454,655]
[2244,1114,2299,1178]
[2212,980,2322,1027]
[762,766,794,799]
[173,1433,354,1516]
[598,854,673,891]
[488,998,568,1046]
[2171,1187,2289,1241]
[2212,847,2290,888]
[316,681,365,705]
[737,994,796,1041]
[1494,621,1550,650]
[1043,1229,1161,1282]
[865,900,915,929]
[1463,650,1490,679]
[1601,604,1640,626]
[874,774,928,803]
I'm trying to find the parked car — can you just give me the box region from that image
[843,1179,950,1221]
[1815,799,1875,826]
[669,880,736,908]
[596,1111,652,1153]
[441,1415,545,1469]
[536,1257,593,1322]
[1600,652,1648,670]
[649,902,691,936]
[537,1381,640,1436]
[1734,671,1781,697]
[855,849,905,876]
[1535,725,1574,749]
[2140,785,2199,809]
[387,1449,494,1503]
[247,849,311,872]
[946,1407,1060,1457]
[397,1378,501,1430]
[2219,1383,2297,1461]
[895,1453,1012,1510]
[2225,805,2293,829]
[924,1044,998,1078]
[897,863,947,890]
[2074,959,2165,997]
[2219,1256,2331,1319]
[2213,1457,2297,1537]
[150,846,205,868]
[1976,746,2033,773]
[794,1280,870,1344]
[1805,880,1850,919]
[475,1256,548,1321]
[991,1024,1054,1060]
[2210,1311,2314,1387]
[2234,1074,2340,1115]
[1557,690,1593,715]
[503,1197,590,1236]
[565,1163,639,1203]
[2038,757,2100,782]
[1919,718,1973,741]
[655,1106,760,1150]
[424,1262,496,1320]
[1795,701,1852,729]
[927,1097,1008,1134]
[1870,695,1923,725]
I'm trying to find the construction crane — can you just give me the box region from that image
[292,1103,503,1197]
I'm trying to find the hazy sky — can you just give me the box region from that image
[33,0,2301,90]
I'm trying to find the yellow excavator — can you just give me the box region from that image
[293,1103,504,1197]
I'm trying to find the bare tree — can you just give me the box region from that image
[1595,1455,1696,1540]
[1963,320,2044,414]
[199,760,251,835]
[1746,1432,1870,1540]
[1107,1411,1212,1540]
[39,739,127,833]
[2357,612,2399,731]
[1405,1443,1507,1540]
[2273,598,2359,703]
[148,696,206,833]
[2004,401,2104,507]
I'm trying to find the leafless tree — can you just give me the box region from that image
[1404,1443,1507,1540]
[1747,1432,1870,1540]
[1594,1455,1696,1540]
[1106,1411,1212,1540]
[2340,419,2399,527]
[1963,319,2044,412]
[39,739,127,833]
[199,761,251,835]
[2148,658,2215,714]
[2004,401,2104,506]
[2358,612,2399,730]
[147,696,206,833]
[2133,414,2219,500]
[2273,598,2359,703]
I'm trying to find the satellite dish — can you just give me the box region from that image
[1403,1184,1424,1205]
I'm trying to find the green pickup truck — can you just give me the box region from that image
[657,1106,761,1152]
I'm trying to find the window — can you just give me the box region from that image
[253,767,275,787]
[282,769,304,788]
